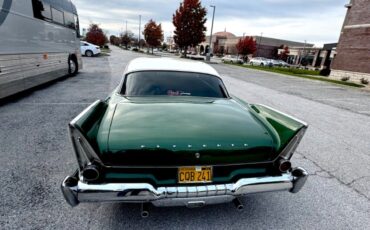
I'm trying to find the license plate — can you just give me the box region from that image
[178,166,212,183]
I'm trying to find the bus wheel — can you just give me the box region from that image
[85,50,93,57]
[68,57,78,76]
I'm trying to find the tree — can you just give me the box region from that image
[236,36,257,60]
[120,31,135,49]
[173,0,207,57]
[161,42,168,51]
[85,24,107,47]
[279,46,290,61]
[143,19,163,53]
[109,35,121,46]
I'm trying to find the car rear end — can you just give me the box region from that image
[92,44,101,55]
[61,99,308,209]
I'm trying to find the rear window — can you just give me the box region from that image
[121,71,228,98]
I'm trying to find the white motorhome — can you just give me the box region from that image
[0,0,82,99]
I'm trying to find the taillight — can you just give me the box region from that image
[81,165,100,182]
[275,158,292,173]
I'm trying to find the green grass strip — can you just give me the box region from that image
[226,63,364,88]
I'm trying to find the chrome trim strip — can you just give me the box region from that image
[70,100,101,125]
[61,167,308,207]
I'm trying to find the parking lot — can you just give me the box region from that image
[1,46,369,229]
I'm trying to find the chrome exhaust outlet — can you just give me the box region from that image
[233,198,244,211]
[141,203,149,218]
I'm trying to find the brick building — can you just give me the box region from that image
[199,31,311,59]
[331,0,370,82]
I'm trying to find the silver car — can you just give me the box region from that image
[222,55,244,64]
[249,57,271,66]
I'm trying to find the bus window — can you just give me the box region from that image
[74,15,81,38]
[64,12,75,29]
[32,0,52,21]
[51,8,64,25]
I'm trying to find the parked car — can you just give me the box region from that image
[277,60,290,67]
[61,57,308,215]
[249,57,271,66]
[269,59,282,66]
[80,41,101,57]
[221,55,244,64]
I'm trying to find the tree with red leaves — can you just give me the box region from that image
[143,19,163,53]
[236,36,257,60]
[85,24,107,47]
[279,46,290,61]
[173,0,207,57]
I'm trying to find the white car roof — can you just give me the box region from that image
[125,57,220,77]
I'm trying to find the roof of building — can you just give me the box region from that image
[253,36,314,48]
[125,57,220,76]
[213,31,237,39]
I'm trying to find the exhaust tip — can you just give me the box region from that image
[141,203,150,218]
[233,198,244,211]
[141,210,149,218]
[81,165,100,182]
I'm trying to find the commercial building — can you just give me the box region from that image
[199,31,313,60]
[282,43,337,68]
[331,0,370,82]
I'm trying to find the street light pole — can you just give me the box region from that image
[256,32,263,57]
[138,15,141,49]
[206,5,216,62]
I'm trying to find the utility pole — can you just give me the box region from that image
[138,15,141,49]
[206,5,216,62]
[256,32,263,57]
[125,20,127,34]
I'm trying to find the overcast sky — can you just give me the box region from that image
[72,0,349,47]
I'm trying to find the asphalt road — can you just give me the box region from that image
[1,46,369,229]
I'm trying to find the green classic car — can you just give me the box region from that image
[61,57,308,216]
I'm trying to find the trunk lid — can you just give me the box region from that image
[101,97,277,166]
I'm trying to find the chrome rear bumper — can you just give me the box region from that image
[61,167,308,207]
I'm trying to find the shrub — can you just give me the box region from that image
[360,78,369,85]
[319,68,331,77]
[341,76,350,82]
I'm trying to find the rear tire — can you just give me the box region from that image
[85,50,93,57]
[68,57,78,76]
